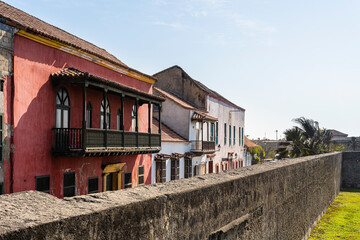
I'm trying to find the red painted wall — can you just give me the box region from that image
[4,35,154,198]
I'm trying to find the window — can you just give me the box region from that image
[86,102,92,128]
[171,158,179,180]
[55,87,70,128]
[156,160,166,183]
[124,172,132,188]
[215,122,218,145]
[233,126,236,145]
[239,127,241,146]
[0,80,3,92]
[229,125,231,146]
[0,182,2,195]
[35,175,50,194]
[138,165,144,185]
[100,98,110,129]
[241,127,244,146]
[117,108,123,130]
[63,172,75,197]
[131,105,137,132]
[185,158,192,178]
[88,177,98,194]
[224,123,227,145]
[105,174,112,191]
[210,123,214,141]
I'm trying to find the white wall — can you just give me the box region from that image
[158,98,191,140]
[151,141,190,184]
[206,96,246,171]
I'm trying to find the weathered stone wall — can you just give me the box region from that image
[341,151,360,189]
[0,21,16,194]
[154,66,207,110]
[0,152,341,240]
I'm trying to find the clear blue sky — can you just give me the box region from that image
[5,0,360,139]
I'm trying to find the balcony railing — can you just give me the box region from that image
[190,140,216,153]
[53,128,161,156]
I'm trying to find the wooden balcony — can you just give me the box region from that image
[190,140,216,154]
[52,128,161,157]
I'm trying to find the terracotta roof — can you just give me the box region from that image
[153,87,198,110]
[51,68,164,102]
[191,112,218,122]
[154,65,245,111]
[329,129,348,137]
[152,118,188,142]
[0,1,157,82]
[244,136,259,148]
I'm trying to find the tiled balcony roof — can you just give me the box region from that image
[51,68,164,103]
[191,112,218,122]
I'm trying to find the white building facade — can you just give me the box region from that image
[205,95,247,172]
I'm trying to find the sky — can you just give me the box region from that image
[4,0,360,139]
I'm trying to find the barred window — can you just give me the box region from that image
[63,172,75,197]
[88,177,98,194]
[35,175,50,194]
[124,172,132,188]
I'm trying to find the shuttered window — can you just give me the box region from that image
[156,160,166,183]
[138,165,144,185]
[171,158,180,180]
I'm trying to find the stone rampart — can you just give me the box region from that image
[341,151,360,189]
[0,152,341,239]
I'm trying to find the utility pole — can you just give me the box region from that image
[276,130,278,140]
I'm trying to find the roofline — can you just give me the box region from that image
[153,87,197,111]
[2,16,157,84]
[154,65,245,111]
[207,94,245,111]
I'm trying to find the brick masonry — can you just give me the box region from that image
[0,152,341,239]
[341,152,360,189]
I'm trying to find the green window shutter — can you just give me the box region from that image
[233,126,236,145]
[224,123,227,145]
[229,125,231,146]
[216,122,218,145]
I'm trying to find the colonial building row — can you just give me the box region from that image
[0,1,248,198]
[151,66,249,184]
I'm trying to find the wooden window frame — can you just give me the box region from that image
[171,158,180,180]
[138,165,144,186]
[86,102,92,128]
[100,98,111,129]
[55,87,70,128]
[117,108,124,130]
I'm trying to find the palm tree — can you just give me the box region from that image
[282,117,332,157]
[348,137,360,151]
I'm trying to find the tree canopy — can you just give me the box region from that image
[280,117,332,158]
